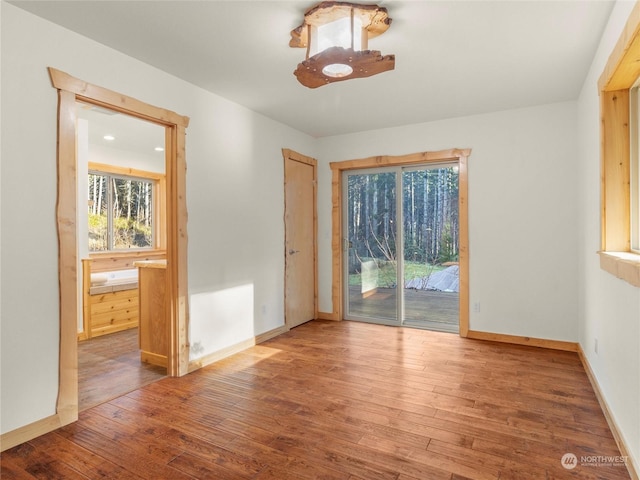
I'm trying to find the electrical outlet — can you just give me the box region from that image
[473,302,480,313]
[594,338,598,354]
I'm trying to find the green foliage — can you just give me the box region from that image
[88,213,107,251]
[88,213,152,251]
[113,216,152,249]
[349,261,445,287]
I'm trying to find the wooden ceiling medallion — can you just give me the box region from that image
[290,2,395,88]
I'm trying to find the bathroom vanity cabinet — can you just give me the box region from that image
[81,259,139,340]
[134,260,168,368]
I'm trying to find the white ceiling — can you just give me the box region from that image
[76,101,166,159]
[10,0,615,138]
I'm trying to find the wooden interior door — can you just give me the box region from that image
[283,149,317,328]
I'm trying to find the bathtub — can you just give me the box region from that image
[90,268,138,294]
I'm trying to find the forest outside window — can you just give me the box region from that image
[88,165,160,252]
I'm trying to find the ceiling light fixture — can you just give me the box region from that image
[103,135,115,141]
[290,1,395,88]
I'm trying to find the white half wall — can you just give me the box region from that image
[316,101,580,342]
[577,0,640,472]
[0,3,315,434]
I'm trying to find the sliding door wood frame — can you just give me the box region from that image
[48,68,190,431]
[329,148,471,336]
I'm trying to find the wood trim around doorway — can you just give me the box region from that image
[0,68,191,452]
[329,148,471,336]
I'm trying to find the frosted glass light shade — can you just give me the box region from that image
[322,63,354,78]
[310,16,363,57]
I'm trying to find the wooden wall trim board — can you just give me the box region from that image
[317,311,340,321]
[81,259,92,338]
[88,162,164,181]
[601,89,631,252]
[329,148,471,335]
[49,68,189,128]
[466,330,579,352]
[255,324,290,344]
[168,123,191,377]
[457,153,470,337]
[598,1,640,93]
[56,87,79,431]
[0,414,67,452]
[578,345,640,480]
[187,325,290,373]
[599,251,640,287]
[330,167,343,321]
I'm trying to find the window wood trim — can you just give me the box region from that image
[599,1,640,287]
[48,67,190,439]
[88,162,164,181]
[329,148,471,336]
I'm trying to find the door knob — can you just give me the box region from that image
[289,249,300,255]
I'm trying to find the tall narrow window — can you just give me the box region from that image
[88,170,155,251]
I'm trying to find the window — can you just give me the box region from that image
[598,2,640,287]
[88,164,161,252]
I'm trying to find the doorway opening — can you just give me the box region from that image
[330,149,470,336]
[76,101,169,410]
[343,164,459,332]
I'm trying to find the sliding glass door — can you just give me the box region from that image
[401,166,459,332]
[343,164,459,332]
[344,170,398,324]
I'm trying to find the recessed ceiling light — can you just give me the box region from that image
[103,135,115,141]
[155,147,165,152]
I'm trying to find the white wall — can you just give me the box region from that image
[577,0,640,472]
[316,101,580,342]
[0,3,315,434]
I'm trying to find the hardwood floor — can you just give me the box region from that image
[78,328,166,411]
[2,320,631,479]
